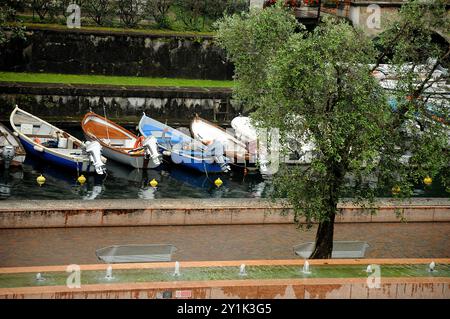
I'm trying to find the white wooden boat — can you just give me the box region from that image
[10,106,106,174]
[231,116,258,144]
[191,115,253,165]
[82,112,161,169]
[231,115,315,174]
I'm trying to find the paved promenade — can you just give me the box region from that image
[0,222,449,267]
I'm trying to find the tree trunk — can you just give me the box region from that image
[309,211,336,259]
[309,165,341,259]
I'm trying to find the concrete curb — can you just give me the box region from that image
[0,198,448,229]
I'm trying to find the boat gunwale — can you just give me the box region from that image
[82,112,145,159]
[138,114,220,163]
[190,115,251,161]
[9,107,89,163]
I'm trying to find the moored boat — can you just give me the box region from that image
[191,115,257,171]
[138,114,230,174]
[10,106,106,175]
[82,112,161,169]
[231,115,315,174]
[0,123,26,169]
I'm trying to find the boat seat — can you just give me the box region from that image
[20,124,34,135]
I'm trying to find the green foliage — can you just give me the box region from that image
[216,2,449,257]
[16,0,248,32]
[203,0,249,21]
[373,0,450,199]
[215,3,298,111]
[260,17,389,226]
[173,0,204,31]
[174,0,248,31]
[146,0,173,29]
[0,1,26,46]
[375,0,449,67]
[85,0,114,26]
[58,0,86,18]
[116,0,146,28]
[29,0,59,21]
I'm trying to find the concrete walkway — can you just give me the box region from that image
[0,222,449,267]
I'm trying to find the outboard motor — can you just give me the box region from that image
[1,145,15,169]
[258,157,271,176]
[205,140,230,172]
[258,143,274,176]
[141,136,161,166]
[84,141,106,175]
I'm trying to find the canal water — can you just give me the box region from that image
[0,125,447,200]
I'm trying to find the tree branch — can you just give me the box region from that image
[412,47,450,99]
[370,22,410,73]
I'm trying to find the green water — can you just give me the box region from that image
[1,264,448,288]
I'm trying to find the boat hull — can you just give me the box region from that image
[93,141,157,169]
[139,115,226,174]
[82,112,161,170]
[19,137,96,173]
[168,147,224,173]
[190,116,257,172]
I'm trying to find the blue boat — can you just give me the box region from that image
[388,97,449,124]
[10,106,106,175]
[138,114,230,174]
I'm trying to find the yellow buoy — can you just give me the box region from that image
[36,174,46,186]
[423,176,432,186]
[214,178,223,188]
[391,185,401,195]
[77,175,86,185]
[150,179,158,188]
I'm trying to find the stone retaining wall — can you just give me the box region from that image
[1,27,233,80]
[0,82,235,124]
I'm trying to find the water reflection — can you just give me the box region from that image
[0,153,446,200]
[0,155,271,200]
[0,169,24,199]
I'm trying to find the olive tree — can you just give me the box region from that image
[173,0,203,31]
[30,0,59,20]
[117,0,146,28]
[85,0,114,25]
[216,1,449,258]
[0,1,26,46]
[58,0,86,18]
[146,0,173,28]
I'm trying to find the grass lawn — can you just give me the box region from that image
[22,22,215,37]
[0,72,234,88]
